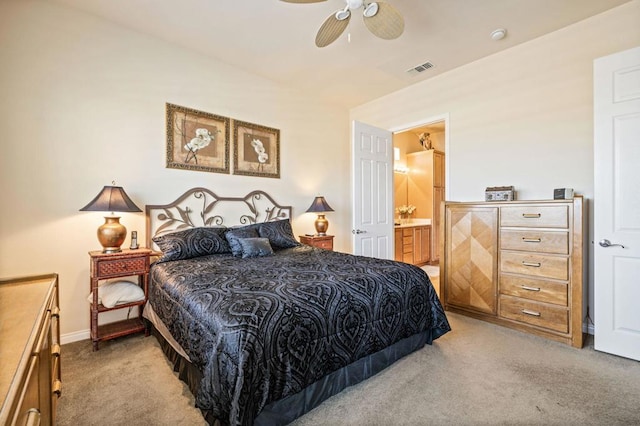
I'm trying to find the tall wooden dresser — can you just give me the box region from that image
[441,197,584,347]
[0,274,61,425]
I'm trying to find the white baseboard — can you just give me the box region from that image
[61,329,90,345]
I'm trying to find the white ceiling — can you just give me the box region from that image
[48,0,631,108]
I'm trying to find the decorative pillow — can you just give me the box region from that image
[238,237,274,258]
[152,227,230,262]
[257,219,300,249]
[86,280,145,309]
[225,226,260,257]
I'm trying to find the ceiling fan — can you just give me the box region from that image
[281,0,405,48]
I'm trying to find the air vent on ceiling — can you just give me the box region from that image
[406,61,434,76]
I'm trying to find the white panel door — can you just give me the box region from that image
[594,46,640,361]
[352,121,393,259]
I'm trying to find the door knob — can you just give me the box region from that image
[352,229,367,234]
[599,239,625,249]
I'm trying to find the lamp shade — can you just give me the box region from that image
[306,196,334,213]
[80,186,142,213]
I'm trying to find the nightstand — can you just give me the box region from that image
[299,235,334,251]
[88,248,154,351]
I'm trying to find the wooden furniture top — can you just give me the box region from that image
[394,221,432,229]
[0,274,58,411]
[88,248,155,259]
[445,197,582,206]
[299,234,334,240]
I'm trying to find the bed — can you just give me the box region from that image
[143,187,450,426]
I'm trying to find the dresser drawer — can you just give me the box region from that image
[500,229,569,254]
[500,205,568,228]
[500,274,567,306]
[314,240,333,250]
[402,232,413,255]
[500,295,568,333]
[12,355,40,426]
[500,251,568,280]
[97,257,146,277]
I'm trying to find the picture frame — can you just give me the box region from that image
[233,119,280,178]
[166,103,230,174]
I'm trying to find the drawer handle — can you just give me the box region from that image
[522,213,541,218]
[521,285,541,292]
[522,261,541,267]
[53,379,62,397]
[522,238,541,243]
[52,343,61,357]
[522,309,541,317]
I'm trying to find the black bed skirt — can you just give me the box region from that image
[152,326,433,426]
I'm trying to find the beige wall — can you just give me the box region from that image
[351,1,640,330]
[0,2,350,340]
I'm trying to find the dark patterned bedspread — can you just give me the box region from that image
[149,245,450,426]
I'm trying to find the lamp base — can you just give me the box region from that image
[102,247,123,254]
[97,216,127,253]
[314,214,329,236]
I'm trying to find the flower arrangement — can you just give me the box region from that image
[396,205,416,216]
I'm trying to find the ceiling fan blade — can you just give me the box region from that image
[315,12,350,47]
[363,2,404,40]
[280,0,327,3]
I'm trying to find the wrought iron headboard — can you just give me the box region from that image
[145,187,292,249]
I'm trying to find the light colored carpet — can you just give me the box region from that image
[421,265,440,278]
[58,313,640,425]
[421,264,440,296]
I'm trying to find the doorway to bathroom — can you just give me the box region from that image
[393,120,446,267]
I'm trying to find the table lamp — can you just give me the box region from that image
[306,196,334,236]
[80,183,142,253]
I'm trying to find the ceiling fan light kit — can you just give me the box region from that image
[282,0,404,48]
[335,9,351,21]
[363,3,379,18]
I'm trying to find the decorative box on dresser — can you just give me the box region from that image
[441,197,584,347]
[299,235,334,251]
[0,274,61,426]
[89,248,154,351]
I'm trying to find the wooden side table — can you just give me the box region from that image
[88,248,154,351]
[299,235,334,251]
